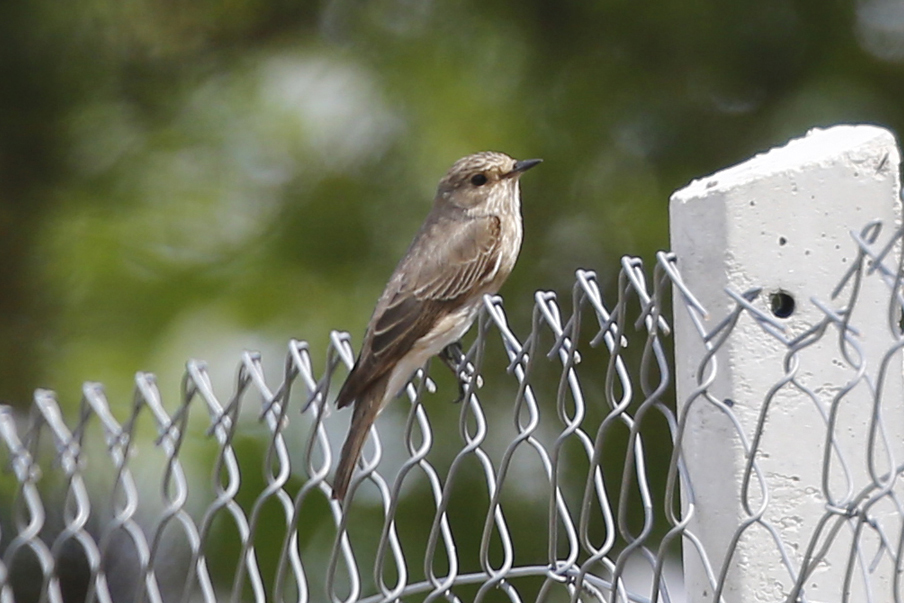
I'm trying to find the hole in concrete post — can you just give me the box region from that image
[770,291,795,318]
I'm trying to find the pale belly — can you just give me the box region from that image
[381,302,480,409]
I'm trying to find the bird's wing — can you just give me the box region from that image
[407,214,502,301]
[335,214,501,408]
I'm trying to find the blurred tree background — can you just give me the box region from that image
[3,0,904,600]
[9,0,904,408]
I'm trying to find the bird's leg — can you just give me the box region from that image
[438,342,466,403]
[439,341,483,403]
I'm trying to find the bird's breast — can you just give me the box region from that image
[491,212,523,287]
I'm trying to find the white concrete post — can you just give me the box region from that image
[669,125,904,602]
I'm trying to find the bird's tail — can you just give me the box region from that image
[332,399,380,501]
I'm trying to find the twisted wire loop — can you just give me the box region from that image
[1,223,903,602]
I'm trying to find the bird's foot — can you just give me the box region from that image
[451,371,484,404]
[440,342,483,403]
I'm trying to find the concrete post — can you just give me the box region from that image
[670,125,904,602]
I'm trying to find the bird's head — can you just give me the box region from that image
[436,151,541,212]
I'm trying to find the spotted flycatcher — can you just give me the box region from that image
[332,151,541,501]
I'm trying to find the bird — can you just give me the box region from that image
[331,151,541,501]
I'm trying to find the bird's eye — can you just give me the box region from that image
[470,173,488,186]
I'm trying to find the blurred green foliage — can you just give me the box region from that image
[3,0,904,599]
[5,0,903,406]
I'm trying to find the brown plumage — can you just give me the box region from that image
[332,151,541,501]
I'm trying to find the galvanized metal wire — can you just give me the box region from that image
[1,221,903,602]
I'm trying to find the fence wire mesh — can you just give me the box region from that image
[1,221,904,603]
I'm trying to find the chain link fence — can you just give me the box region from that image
[2,219,904,602]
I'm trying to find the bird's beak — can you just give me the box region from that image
[508,158,542,177]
